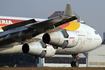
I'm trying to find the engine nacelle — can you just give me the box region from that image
[43,29,78,49]
[66,31,78,48]
[45,44,56,57]
[22,41,56,58]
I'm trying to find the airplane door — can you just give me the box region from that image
[84,26,92,40]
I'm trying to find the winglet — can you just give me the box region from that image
[63,4,74,17]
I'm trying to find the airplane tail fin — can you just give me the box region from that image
[63,4,74,17]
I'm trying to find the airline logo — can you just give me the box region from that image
[0,20,13,25]
[0,19,25,26]
[0,18,40,30]
[59,21,80,31]
[0,19,25,30]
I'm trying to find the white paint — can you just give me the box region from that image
[43,63,86,67]
[0,20,13,24]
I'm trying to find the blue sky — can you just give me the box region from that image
[0,0,105,38]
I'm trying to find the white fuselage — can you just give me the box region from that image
[56,23,102,54]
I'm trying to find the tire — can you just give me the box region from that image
[75,61,79,67]
[71,61,79,67]
[71,61,75,67]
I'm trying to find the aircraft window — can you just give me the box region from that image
[76,31,79,33]
[95,31,98,34]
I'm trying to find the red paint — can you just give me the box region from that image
[47,45,52,47]
[77,56,79,58]
[69,37,75,39]
[0,18,40,27]
[59,22,70,28]
[0,18,25,26]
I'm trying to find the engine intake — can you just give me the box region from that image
[43,33,50,43]
[22,43,29,53]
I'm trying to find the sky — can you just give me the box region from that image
[0,0,105,38]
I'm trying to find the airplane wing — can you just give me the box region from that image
[0,4,77,47]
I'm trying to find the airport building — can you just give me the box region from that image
[0,54,43,67]
[43,54,86,67]
[84,45,105,67]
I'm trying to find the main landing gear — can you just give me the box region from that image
[71,54,79,67]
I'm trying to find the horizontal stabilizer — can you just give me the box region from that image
[63,4,74,17]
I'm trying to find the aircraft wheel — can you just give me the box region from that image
[71,61,79,67]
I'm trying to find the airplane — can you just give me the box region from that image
[0,4,102,67]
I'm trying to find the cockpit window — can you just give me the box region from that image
[94,31,98,34]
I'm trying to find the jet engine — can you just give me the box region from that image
[42,29,78,49]
[22,41,56,58]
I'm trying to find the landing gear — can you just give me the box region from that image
[71,54,79,67]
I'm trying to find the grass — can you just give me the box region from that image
[0,67,105,70]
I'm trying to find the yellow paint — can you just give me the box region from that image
[64,21,80,31]
[0,26,4,30]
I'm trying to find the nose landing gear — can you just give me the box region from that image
[71,54,79,67]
